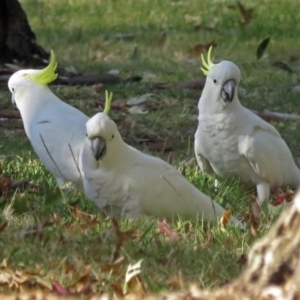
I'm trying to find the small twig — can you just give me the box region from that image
[39,133,65,179]
[155,78,206,90]
[68,143,82,180]
[10,179,30,190]
[252,110,300,121]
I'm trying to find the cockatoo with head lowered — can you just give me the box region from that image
[8,51,89,185]
[82,92,239,224]
[194,47,300,204]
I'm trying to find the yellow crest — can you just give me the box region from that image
[104,90,113,114]
[201,46,215,76]
[27,50,58,85]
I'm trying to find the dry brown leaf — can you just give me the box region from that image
[250,211,260,237]
[100,256,126,273]
[237,1,254,25]
[76,283,92,295]
[237,253,247,266]
[111,238,128,261]
[0,221,8,235]
[189,41,217,57]
[0,176,37,196]
[111,218,138,239]
[166,275,183,290]
[70,206,96,221]
[112,281,124,297]
[0,261,52,291]
[0,176,12,195]
[220,209,232,232]
[201,232,214,248]
[111,100,126,111]
[63,262,77,275]
[125,275,146,297]
[79,219,100,231]
[70,265,91,293]
[243,196,260,236]
[53,281,69,295]
[110,218,138,261]
[272,188,288,206]
[52,213,61,224]
[157,219,179,239]
[251,196,261,218]
[33,276,52,290]
[91,83,105,93]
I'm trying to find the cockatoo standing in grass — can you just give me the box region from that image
[194,47,300,204]
[8,51,89,185]
[82,92,237,223]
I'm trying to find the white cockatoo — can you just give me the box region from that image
[194,47,300,204]
[8,51,89,185]
[82,92,238,224]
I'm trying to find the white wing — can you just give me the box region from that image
[127,153,226,221]
[30,100,88,183]
[239,117,300,187]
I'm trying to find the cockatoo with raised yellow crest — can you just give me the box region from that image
[194,47,300,204]
[82,92,240,224]
[8,50,89,186]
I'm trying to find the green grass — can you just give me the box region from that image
[0,0,298,296]
[0,156,273,295]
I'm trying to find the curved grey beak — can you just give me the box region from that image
[221,79,236,102]
[12,94,17,110]
[91,137,106,161]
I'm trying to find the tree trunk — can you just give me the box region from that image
[0,0,48,64]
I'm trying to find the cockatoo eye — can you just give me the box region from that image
[12,87,15,92]
[213,79,218,85]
